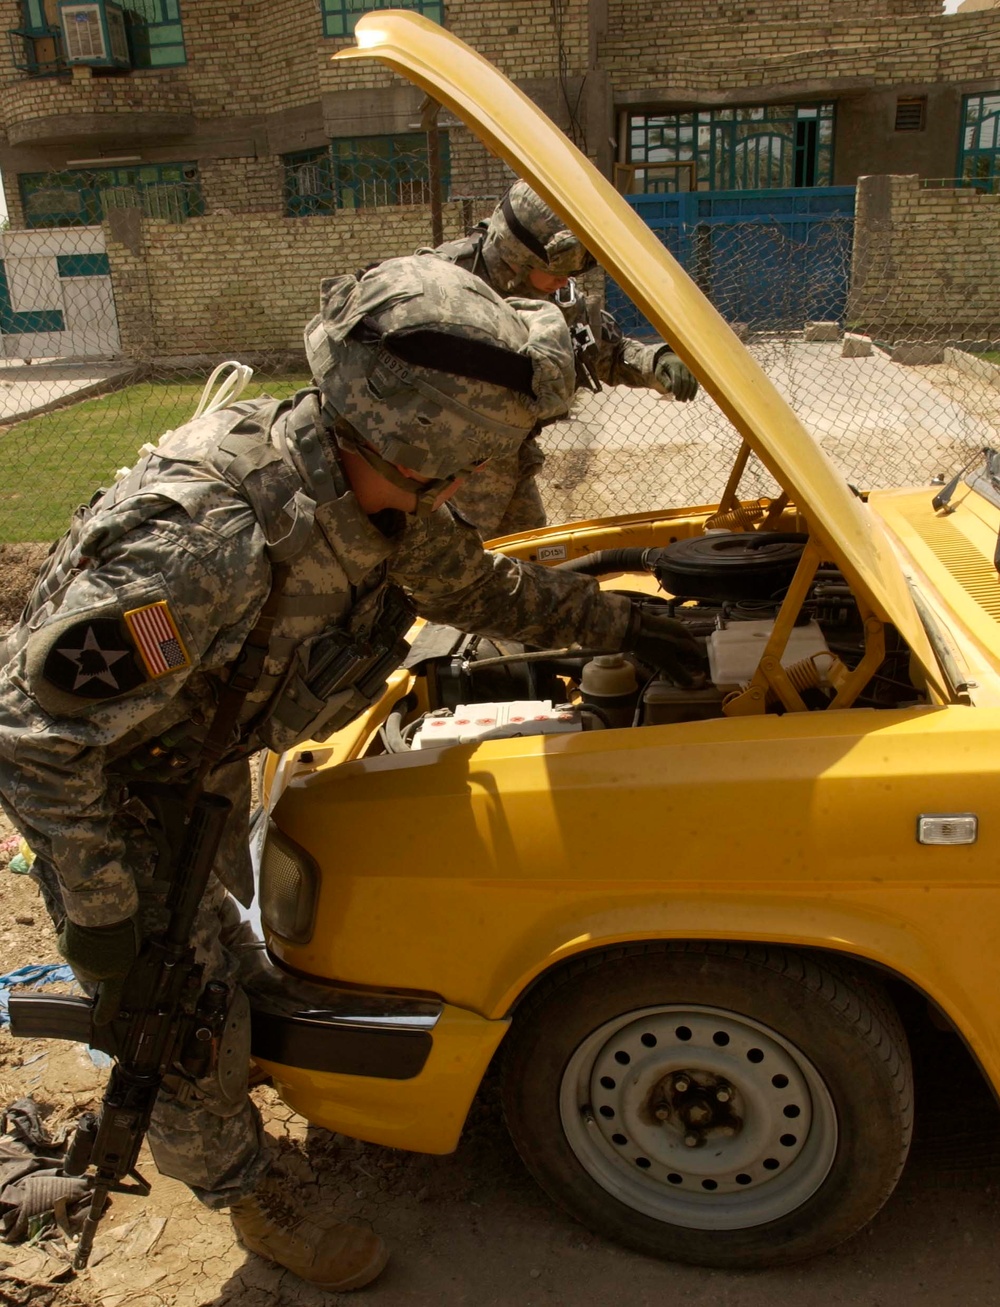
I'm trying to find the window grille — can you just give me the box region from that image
[320,0,443,39]
[627,103,835,192]
[120,0,185,68]
[20,162,203,227]
[959,93,1000,189]
[282,134,450,215]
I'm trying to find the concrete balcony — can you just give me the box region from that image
[0,70,194,148]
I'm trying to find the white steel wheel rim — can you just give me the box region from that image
[559,1004,838,1231]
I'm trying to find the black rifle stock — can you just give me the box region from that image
[9,790,233,1268]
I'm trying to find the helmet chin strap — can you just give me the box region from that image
[336,426,456,518]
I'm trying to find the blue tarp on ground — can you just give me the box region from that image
[0,962,76,1027]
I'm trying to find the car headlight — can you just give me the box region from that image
[259,820,318,944]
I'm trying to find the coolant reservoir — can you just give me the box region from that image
[580,654,640,728]
[708,619,832,691]
[580,653,639,699]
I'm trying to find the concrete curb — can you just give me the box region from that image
[943,346,1000,391]
[0,363,143,428]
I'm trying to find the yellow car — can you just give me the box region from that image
[248,12,1000,1271]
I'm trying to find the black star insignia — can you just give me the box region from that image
[57,625,131,691]
[41,615,147,701]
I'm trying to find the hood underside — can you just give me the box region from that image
[334,11,943,696]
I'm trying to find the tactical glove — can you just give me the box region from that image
[58,917,139,1025]
[653,351,698,402]
[624,603,705,685]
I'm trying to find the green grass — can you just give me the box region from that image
[0,375,310,543]
[977,351,1000,366]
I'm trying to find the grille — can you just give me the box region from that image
[897,506,1000,622]
[895,98,926,132]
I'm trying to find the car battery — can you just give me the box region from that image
[412,701,582,749]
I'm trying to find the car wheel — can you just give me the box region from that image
[502,943,913,1269]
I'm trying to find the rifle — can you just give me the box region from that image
[9,790,233,1267]
[552,281,602,394]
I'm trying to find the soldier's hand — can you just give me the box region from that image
[653,351,698,402]
[624,603,705,686]
[58,917,139,1025]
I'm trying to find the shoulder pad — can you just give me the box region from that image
[24,588,191,718]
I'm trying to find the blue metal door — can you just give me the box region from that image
[606,186,855,340]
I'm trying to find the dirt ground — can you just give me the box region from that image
[5,538,1000,1306]
[0,544,49,627]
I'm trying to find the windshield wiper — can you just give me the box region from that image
[931,446,994,513]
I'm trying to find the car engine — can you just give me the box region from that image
[382,532,923,752]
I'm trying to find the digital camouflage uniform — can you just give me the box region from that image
[0,258,631,1212]
[432,181,687,538]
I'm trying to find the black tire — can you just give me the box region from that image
[502,943,912,1269]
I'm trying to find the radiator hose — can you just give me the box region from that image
[555,548,655,576]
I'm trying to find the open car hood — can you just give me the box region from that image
[335,12,943,694]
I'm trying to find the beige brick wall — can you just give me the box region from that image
[0,0,590,113]
[200,158,284,214]
[849,174,1000,340]
[609,0,941,25]
[0,67,192,124]
[318,1,591,96]
[448,128,517,199]
[3,0,996,153]
[600,10,1000,95]
[104,201,475,357]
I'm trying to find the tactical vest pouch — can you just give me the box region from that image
[258,585,414,753]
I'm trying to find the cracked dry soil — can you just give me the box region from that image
[6,547,1000,1305]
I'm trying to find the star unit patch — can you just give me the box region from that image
[41,617,148,701]
[124,600,191,679]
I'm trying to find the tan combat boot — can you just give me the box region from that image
[230,1177,388,1291]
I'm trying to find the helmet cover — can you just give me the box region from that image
[481,181,595,294]
[304,253,575,480]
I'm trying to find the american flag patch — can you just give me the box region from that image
[124,601,191,679]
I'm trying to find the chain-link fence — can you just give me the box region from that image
[1,167,998,546]
[540,185,1000,522]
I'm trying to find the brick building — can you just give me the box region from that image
[0,0,997,354]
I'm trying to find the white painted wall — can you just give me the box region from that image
[0,226,120,359]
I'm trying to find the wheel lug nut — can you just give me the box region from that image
[716,1088,731,1103]
[674,1078,690,1093]
[655,1107,671,1121]
[683,1133,699,1148]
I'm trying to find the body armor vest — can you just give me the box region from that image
[6,392,413,772]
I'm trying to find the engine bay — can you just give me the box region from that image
[379,531,926,754]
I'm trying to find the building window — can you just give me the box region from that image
[320,0,443,39]
[20,162,203,228]
[959,93,1000,189]
[9,0,185,74]
[895,97,926,132]
[121,0,186,68]
[282,134,450,215]
[627,103,835,192]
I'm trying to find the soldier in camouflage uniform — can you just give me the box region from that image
[432,180,699,538]
[0,253,700,1292]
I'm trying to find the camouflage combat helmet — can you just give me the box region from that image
[304,253,575,513]
[481,181,595,294]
